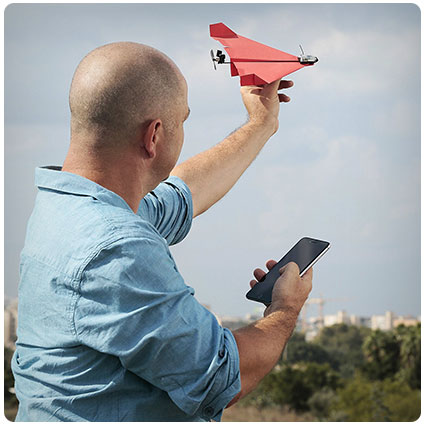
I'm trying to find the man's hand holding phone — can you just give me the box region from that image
[250,261,313,317]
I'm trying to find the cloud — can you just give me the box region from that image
[373,98,420,142]
[255,130,419,259]
[306,26,420,95]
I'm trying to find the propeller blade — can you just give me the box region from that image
[210,49,217,70]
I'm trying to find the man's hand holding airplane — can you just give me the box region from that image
[241,79,294,135]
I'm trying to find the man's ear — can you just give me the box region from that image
[143,119,162,159]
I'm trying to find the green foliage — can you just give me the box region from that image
[329,373,421,421]
[4,347,16,400]
[284,333,335,368]
[383,379,421,421]
[307,388,335,420]
[362,324,421,389]
[395,324,421,389]
[314,324,371,378]
[243,324,420,421]
[362,329,400,380]
[260,362,342,412]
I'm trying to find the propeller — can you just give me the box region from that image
[210,49,217,70]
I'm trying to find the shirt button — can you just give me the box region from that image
[204,406,214,417]
[218,348,225,358]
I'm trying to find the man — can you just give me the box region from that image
[12,42,312,421]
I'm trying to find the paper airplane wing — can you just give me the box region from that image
[210,23,306,85]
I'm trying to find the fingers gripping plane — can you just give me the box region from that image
[210,23,318,86]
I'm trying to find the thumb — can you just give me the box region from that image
[279,262,300,275]
[263,79,281,94]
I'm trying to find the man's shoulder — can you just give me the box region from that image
[92,197,162,238]
[23,191,166,279]
[88,201,170,257]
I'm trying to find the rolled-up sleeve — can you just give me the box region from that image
[138,176,193,245]
[74,235,241,421]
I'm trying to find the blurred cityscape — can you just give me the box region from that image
[5,295,419,349]
[219,307,420,341]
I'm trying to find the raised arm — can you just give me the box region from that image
[170,79,293,218]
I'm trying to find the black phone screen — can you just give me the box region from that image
[246,237,330,305]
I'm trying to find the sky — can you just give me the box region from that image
[4,3,421,319]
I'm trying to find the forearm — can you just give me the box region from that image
[229,307,299,405]
[170,120,276,217]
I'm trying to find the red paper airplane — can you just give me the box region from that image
[210,23,318,86]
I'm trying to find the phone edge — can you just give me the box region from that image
[299,243,331,277]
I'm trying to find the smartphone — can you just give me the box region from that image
[246,237,330,305]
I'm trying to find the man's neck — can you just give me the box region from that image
[62,145,153,214]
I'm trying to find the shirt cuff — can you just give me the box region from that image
[200,329,241,421]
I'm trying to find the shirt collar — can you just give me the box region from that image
[35,166,133,212]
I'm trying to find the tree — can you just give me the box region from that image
[241,325,420,420]
[329,373,420,421]
[307,388,335,420]
[395,324,421,389]
[361,329,400,380]
[382,378,421,421]
[283,332,335,367]
[362,324,421,389]
[314,324,371,377]
[260,362,342,412]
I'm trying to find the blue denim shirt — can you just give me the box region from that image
[12,166,241,422]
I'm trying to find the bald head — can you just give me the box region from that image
[69,42,186,149]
